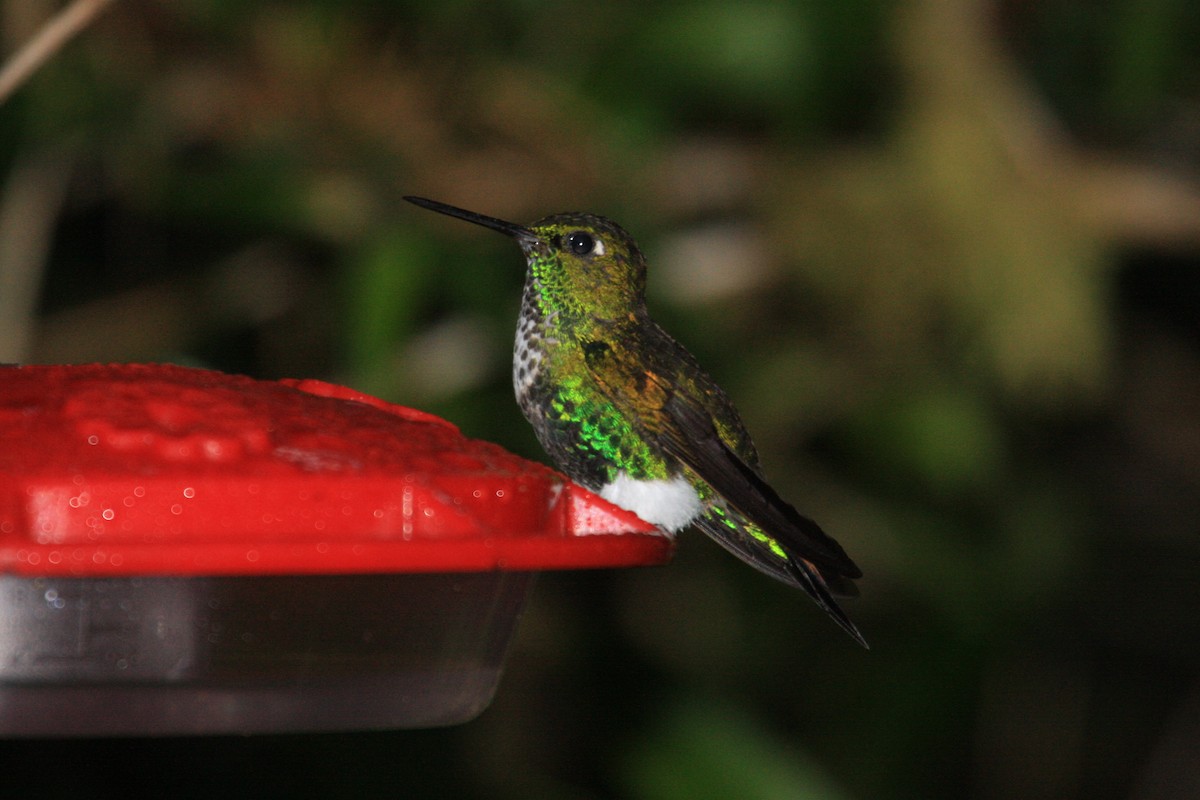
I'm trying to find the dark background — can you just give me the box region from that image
[3,1,1200,797]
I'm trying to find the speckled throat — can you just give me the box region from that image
[512,278,549,417]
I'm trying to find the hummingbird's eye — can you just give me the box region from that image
[566,231,603,257]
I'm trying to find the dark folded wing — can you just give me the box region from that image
[576,324,860,581]
[656,390,862,580]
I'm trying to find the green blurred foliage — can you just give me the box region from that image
[622,698,853,800]
[3,1,1200,798]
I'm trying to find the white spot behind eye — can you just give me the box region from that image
[593,238,606,256]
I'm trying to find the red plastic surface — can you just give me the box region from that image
[0,364,670,577]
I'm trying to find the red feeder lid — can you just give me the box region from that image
[0,363,671,577]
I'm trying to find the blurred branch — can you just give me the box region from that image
[0,0,115,105]
[765,0,1200,406]
[896,0,1200,248]
[31,282,197,364]
[0,150,74,363]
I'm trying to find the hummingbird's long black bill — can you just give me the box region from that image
[404,196,537,244]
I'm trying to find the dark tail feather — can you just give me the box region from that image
[787,557,869,649]
[690,515,866,647]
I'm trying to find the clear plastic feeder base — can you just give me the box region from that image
[0,572,534,736]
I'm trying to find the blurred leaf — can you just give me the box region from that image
[837,383,1005,499]
[622,698,854,800]
[647,3,813,110]
[340,224,433,395]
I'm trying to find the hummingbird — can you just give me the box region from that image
[405,196,866,647]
